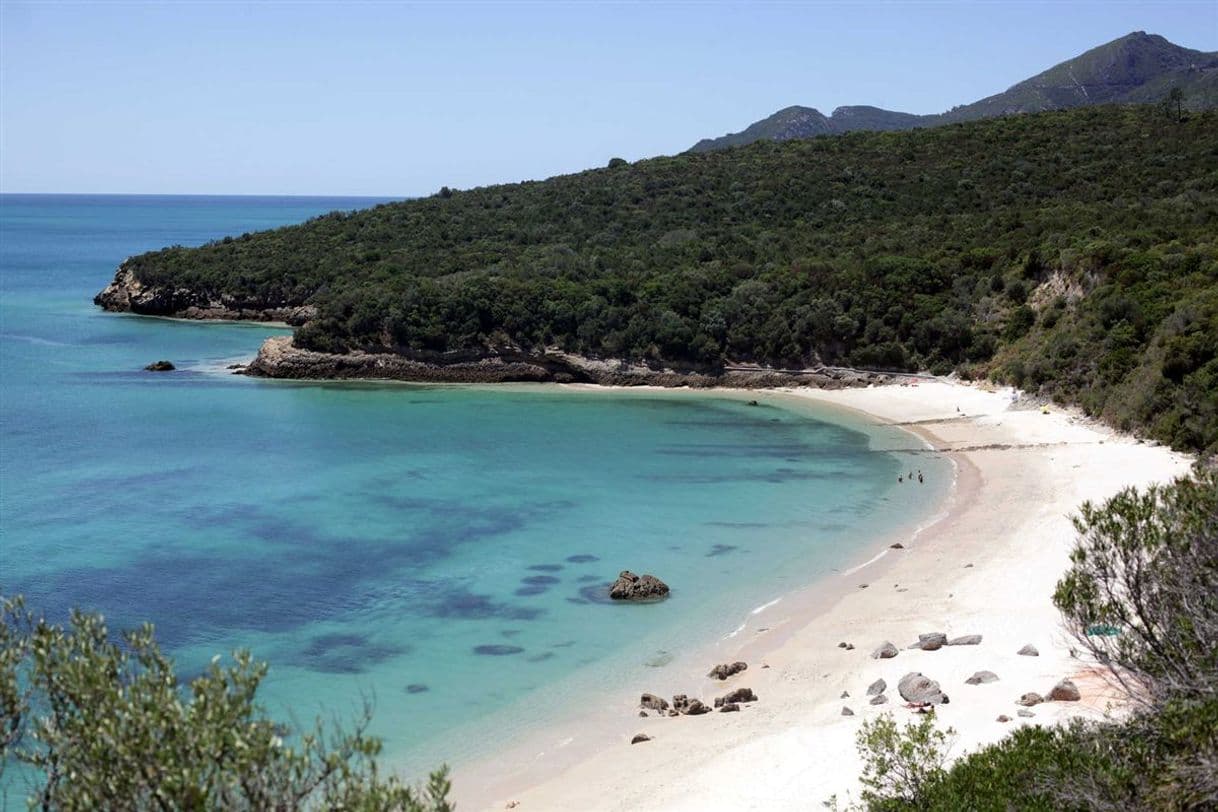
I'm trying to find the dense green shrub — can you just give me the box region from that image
[0,596,451,811]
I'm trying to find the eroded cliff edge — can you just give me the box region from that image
[242,336,893,388]
[94,265,316,325]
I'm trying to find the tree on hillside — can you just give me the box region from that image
[1163,87,1185,122]
[0,595,453,811]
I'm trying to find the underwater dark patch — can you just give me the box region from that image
[527,564,563,572]
[565,554,599,563]
[577,584,616,605]
[474,644,524,656]
[706,544,738,557]
[521,575,560,585]
[514,585,549,597]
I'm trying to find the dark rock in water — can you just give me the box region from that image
[872,641,899,659]
[870,694,888,705]
[609,570,670,601]
[640,693,669,712]
[890,542,905,549]
[948,634,983,646]
[899,672,948,705]
[707,661,748,680]
[473,644,524,656]
[566,554,599,563]
[145,360,175,371]
[841,706,855,716]
[1048,679,1080,702]
[965,671,999,685]
[719,702,740,713]
[405,683,429,694]
[631,733,652,744]
[1018,644,1040,656]
[226,363,244,370]
[867,679,886,697]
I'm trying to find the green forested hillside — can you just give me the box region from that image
[120,106,1218,452]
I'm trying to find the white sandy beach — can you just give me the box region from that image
[450,378,1193,811]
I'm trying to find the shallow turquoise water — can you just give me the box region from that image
[0,194,949,789]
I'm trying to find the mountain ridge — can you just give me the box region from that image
[690,32,1217,152]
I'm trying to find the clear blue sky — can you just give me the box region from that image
[2,1,1214,196]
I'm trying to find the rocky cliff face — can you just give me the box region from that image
[94,265,315,325]
[242,336,893,388]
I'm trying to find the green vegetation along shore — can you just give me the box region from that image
[98,106,1218,453]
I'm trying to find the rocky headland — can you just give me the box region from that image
[239,335,896,388]
[94,265,315,325]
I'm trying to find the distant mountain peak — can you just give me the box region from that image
[689,32,1217,152]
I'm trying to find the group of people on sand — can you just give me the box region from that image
[898,469,924,484]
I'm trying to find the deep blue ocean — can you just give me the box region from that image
[0,194,949,790]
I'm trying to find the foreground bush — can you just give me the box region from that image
[0,596,452,810]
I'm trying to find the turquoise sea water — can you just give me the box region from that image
[0,194,950,791]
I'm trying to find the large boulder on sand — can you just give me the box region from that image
[898,672,949,705]
[714,687,757,707]
[872,641,899,659]
[866,678,887,696]
[610,571,670,601]
[910,632,948,651]
[708,661,748,680]
[1048,679,1081,702]
[1018,644,1039,656]
[948,634,983,646]
[640,693,669,712]
[672,695,710,715]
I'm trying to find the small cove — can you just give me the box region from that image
[0,194,952,793]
